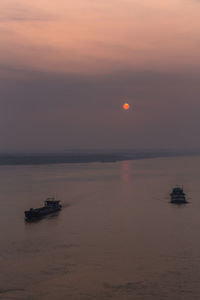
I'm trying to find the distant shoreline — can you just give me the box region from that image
[0,151,199,166]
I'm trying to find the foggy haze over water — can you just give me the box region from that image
[1,155,200,299]
[1,1,200,299]
[1,70,200,152]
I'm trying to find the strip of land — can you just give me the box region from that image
[0,150,199,166]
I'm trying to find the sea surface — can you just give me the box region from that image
[1,155,200,300]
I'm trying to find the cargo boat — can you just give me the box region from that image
[25,198,62,221]
[170,187,187,204]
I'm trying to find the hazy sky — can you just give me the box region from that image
[1,0,200,151]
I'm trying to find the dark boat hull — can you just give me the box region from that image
[170,196,187,204]
[25,205,62,221]
[170,199,187,204]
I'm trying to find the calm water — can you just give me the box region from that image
[1,155,200,300]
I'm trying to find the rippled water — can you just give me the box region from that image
[1,155,200,300]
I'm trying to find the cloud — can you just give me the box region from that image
[0,2,55,22]
[1,0,200,75]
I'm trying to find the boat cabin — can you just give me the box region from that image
[171,187,185,195]
[45,197,61,208]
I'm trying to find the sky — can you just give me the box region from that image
[0,0,200,152]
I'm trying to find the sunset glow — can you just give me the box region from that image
[0,0,200,75]
[123,103,130,111]
[1,0,200,151]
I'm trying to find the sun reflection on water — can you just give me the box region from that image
[121,160,131,183]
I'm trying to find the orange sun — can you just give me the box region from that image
[123,103,130,110]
